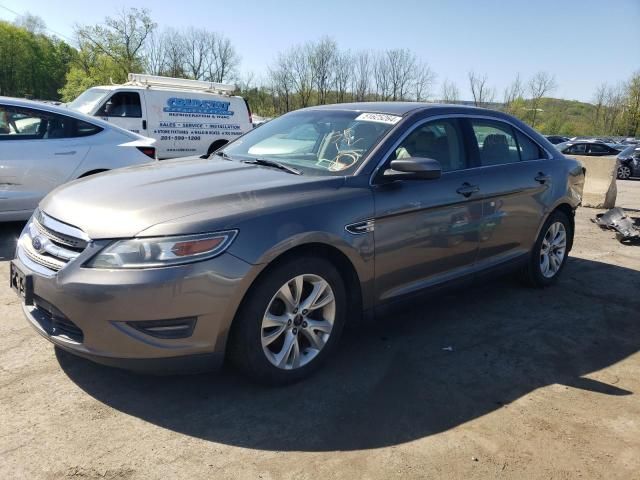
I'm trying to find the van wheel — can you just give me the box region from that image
[228,256,347,385]
[521,210,572,287]
[207,140,228,156]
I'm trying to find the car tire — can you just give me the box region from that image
[521,210,572,288]
[228,256,347,385]
[617,164,632,180]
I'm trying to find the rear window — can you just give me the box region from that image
[0,105,103,140]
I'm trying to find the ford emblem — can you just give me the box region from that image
[31,236,44,252]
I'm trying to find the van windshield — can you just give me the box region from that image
[220,110,399,176]
[67,88,110,115]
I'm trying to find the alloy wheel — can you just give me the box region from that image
[540,221,567,278]
[261,274,336,370]
[618,165,631,180]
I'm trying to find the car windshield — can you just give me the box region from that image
[619,145,640,157]
[67,88,109,114]
[220,110,400,176]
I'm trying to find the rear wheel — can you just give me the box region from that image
[521,210,572,287]
[228,256,346,385]
[617,164,632,180]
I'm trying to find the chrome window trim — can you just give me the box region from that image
[369,113,553,186]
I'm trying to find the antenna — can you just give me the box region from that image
[126,74,236,95]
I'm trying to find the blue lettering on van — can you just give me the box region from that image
[163,98,234,116]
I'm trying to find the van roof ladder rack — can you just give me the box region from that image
[126,73,236,95]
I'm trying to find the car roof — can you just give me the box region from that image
[0,95,147,140]
[303,101,494,116]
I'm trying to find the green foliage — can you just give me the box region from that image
[58,56,125,102]
[0,20,74,100]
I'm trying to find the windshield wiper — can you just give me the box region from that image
[242,158,303,175]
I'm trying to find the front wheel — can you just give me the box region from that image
[228,256,347,385]
[617,164,632,180]
[521,210,572,287]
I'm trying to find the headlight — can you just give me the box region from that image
[85,231,238,269]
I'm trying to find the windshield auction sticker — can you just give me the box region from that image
[355,113,402,125]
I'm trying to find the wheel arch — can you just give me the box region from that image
[225,242,363,349]
[78,169,109,178]
[542,202,576,251]
[207,139,229,155]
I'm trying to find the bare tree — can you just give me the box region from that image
[386,48,416,100]
[75,8,156,75]
[161,28,187,78]
[503,73,524,114]
[182,28,211,80]
[441,79,460,103]
[206,35,239,83]
[14,13,47,34]
[269,53,294,113]
[413,62,436,102]
[527,71,556,128]
[333,50,352,103]
[373,53,391,100]
[143,30,167,75]
[468,71,495,107]
[352,51,371,102]
[309,37,337,104]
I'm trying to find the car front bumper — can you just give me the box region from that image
[13,250,254,373]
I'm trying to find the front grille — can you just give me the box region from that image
[18,210,88,273]
[31,296,84,343]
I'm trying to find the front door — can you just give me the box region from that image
[96,90,146,135]
[0,104,91,216]
[372,118,483,304]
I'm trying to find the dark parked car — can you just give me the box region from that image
[10,103,585,384]
[556,140,622,156]
[545,135,570,144]
[617,145,640,180]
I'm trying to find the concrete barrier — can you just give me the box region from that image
[571,155,618,209]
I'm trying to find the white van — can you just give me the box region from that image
[67,74,252,159]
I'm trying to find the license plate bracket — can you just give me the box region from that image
[10,261,33,306]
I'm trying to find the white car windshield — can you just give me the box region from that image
[221,110,400,176]
[67,88,109,115]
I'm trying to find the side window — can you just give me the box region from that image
[568,144,587,154]
[98,92,142,118]
[470,120,519,166]
[0,105,102,141]
[588,144,608,154]
[516,130,546,161]
[392,118,467,172]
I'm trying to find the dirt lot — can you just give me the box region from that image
[1,181,639,480]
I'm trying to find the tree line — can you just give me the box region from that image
[1,7,639,137]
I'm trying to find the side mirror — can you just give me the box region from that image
[383,157,442,181]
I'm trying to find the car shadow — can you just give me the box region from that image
[0,222,24,261]
[57,257,640,452]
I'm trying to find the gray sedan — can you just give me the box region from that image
[10,103,584,384]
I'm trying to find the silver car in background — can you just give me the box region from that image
[0,96,157,221]
[10,103,584,384]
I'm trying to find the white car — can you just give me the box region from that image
[0,96,157,221]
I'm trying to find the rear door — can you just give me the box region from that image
[95,90,146,135]
[466,118,554,267]
[0,104,93,215]
[372,117,484,304]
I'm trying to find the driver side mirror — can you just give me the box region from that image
[383,157,442,181]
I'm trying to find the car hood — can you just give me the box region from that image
[40,157,345,239]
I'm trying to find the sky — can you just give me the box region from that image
[1,0,638,103]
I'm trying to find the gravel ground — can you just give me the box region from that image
[1,181,639,480]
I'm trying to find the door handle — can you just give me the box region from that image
[535,172,551,184]
[456,183,480,197]
[54,151,77,156]
[142,119,147,130]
